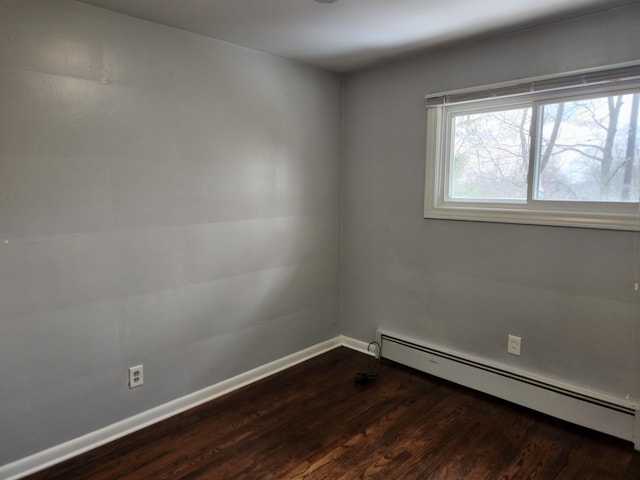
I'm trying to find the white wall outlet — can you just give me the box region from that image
[507,335,521,356]
[128,365,144,388]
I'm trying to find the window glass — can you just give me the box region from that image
[450,107,531,201]
[536,93,640,202]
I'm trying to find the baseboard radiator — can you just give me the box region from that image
[376,329,637,446]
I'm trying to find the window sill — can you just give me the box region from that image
[424,202,640,231]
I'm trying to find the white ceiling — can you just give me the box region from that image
[80,0,623,72]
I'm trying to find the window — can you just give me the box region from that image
[425,65,640,230]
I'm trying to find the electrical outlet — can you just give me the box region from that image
[507,335,521,356]
[128,365,143,388]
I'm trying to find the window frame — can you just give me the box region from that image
[424,68,640,231]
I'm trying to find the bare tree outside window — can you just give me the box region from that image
[537,93,640,202]
[449,92,640,203]
[451,107,531,200]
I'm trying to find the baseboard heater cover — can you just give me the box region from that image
[376,329,636,445]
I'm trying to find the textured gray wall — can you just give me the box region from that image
[343,3,640,403]
[0,0,342,464]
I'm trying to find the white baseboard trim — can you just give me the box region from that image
[337,335,376,355]
[377,329,637,447]
[2,335,366,480]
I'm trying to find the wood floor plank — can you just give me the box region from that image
[24,347,640,479]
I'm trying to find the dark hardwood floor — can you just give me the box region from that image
[25,347,640,479]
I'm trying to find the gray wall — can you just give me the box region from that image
[2,0,640,469]
[0,0,342,464]
[343,3,640,403]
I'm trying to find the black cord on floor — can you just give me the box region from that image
[354,341,381,384]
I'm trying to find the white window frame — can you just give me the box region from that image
[424,65,640,231]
